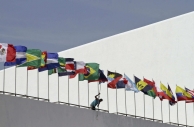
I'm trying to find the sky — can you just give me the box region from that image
[0,0,194,69]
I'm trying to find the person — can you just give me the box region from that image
[90,93,103,110]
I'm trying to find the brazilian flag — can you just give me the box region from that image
[79,63,99,81]
[18,49,41,68]
[134,76,156,98]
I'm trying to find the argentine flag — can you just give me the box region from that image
[4,45,27,66]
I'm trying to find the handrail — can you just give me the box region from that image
[0,91,193,127]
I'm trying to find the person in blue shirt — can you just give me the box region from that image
[90,93,103,110]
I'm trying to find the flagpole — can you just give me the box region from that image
[37,69,39,100]
[143,94,145,119]
[116,84,118,114]
[124,73,127,116]
[68,76,70,105]
[26,69,28,98]
[15,66,17,96]
[152,98,154,121]
[134,92,136,117]
[169,103,171,124]
[124,88,127,116]
[48,74,50,102]
[3,65,5,94]
[161,101,163,123]
[143,76,145,119]
[115,70,118,115]
[58,75,59,103]
[78,76,80,107]
[185,102,187,126]
[177,102,179,126]
[107,83,109,113]
[88,82,89,108]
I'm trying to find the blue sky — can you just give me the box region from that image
[0,0,194,69]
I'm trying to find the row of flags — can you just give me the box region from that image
[1,43,194,106]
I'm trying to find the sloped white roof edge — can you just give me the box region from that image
[59,11,194,54]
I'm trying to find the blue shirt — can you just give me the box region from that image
[90,99,99,107]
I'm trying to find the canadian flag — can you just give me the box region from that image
[0,43,16,62]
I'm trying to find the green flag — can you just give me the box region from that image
[48,68,56,75]
[18,49,41,68]
[79,63,99,81]
[58,57,66,66]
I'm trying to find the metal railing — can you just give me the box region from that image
[0,90,193,127]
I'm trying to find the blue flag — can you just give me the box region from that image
[124,74,139,93]
[46,53,60,70]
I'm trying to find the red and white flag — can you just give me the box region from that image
[65,58,74,72]
[0,43,16,62]
[69,61,86,79]
[74,61,85,73]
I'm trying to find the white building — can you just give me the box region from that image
[1,11,194,126]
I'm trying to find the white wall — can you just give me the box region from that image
[0,11,194,126]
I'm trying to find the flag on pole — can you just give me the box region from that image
[175,85,193,101]
[46,53,59,70]
[160,83,176,105]
[79,63,99,81]
[116,77,128,88]
[156,86,171,101]
[124,74,139,93]
[134,76,156,98]
[88,69,108,83]
[37,51,47,71]
[143,78,157,98]
[65,58,74,71]
[168,85,176,105]
[17,49,41,68]
[69,61,86,78]
[185,87,194,103]
[107,71,122,89]
[48,68,57,75]
[4,45,27,66]
[0,43,16,62]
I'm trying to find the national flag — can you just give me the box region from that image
[0,43,16,62]
[58,57,66,67]
[185,87,194,103]
[69,61,86,79]
[18,49,41,68]
[161,83,176,105]
[48,68,57,75]
[88,69,108,83]
[65,58,74,71]
[176,85,193,101]
[58,64,75,76]
[79,63,99,81]
[107,71,122,89]
[37,51,47,71]
[4,45,27,66]
[156,86,171,101]
[143,78,157,98]
[168,85,176,105]
[134,76,156,98]
[116,77,128,88]
[46,53,59,70]
[124,74,139,93]
[74,61,85,73]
